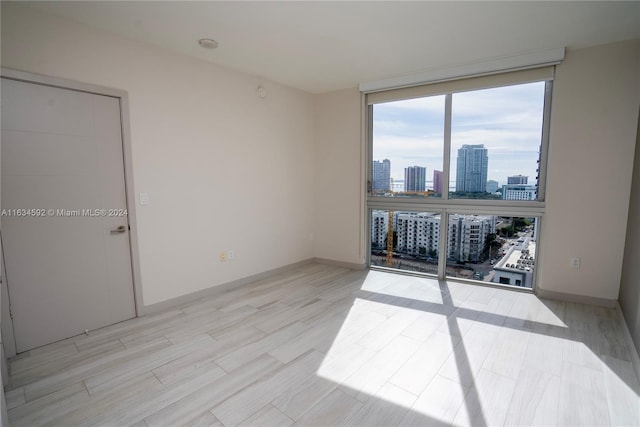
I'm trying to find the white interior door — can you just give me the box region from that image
[1,77,136,352]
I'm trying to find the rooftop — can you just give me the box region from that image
[495,237,536,273]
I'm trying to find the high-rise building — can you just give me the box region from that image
[404,166,426,192]
[372,159,391,192]
[486,180,499,193]
[383,212,495,263]
[433,170,443,195]
[455,144,488,192]
[395,212,440,256]
[448,214,496,262]
[502,185,537,201]
[371,210,389,248]
[507,175,528,185]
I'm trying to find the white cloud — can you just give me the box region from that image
[372,81,545,184]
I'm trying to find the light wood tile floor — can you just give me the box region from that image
[7,263,640,426]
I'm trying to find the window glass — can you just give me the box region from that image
[449,82,546,200]
[370,210,439,275]
[367,73,551,291]
[372,96,445,197]
[445,215,538,288]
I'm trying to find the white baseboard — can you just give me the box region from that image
[141,258,315,315]
[313,257,367,271]
[535,288,617,308]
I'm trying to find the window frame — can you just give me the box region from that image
[364,67,554,290]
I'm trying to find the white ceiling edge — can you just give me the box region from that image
[359,47,566,93]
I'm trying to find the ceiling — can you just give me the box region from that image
[21,1,640,94]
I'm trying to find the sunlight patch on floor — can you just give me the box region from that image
[314,269,574,425]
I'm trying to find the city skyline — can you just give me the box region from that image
[372,156,539,200]
[372,159,535,192]
[372,158,532,194]
[372,81,546,187]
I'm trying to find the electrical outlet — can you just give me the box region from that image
[219,252,227,262]
[570,257,581,269]
[227,250,234,261]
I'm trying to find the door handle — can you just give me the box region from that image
[110,225,127,234]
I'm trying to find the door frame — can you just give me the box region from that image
[0,67,144,357]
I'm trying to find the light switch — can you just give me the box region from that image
[139,192,150,206]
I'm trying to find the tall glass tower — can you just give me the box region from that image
[455,144,488,192]
[372,159,391,192]
[404,166,426,192]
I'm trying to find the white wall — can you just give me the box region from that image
[314,89,364,266]
[1,3,316,306]
[313,40,640,302]
[619,107,640,354]
[538,40,640,301]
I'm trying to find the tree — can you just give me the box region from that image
[484,233,497,252]
[489,240,501,258]
[498,227,514,237]
[449,191,502,200]
[418,247,426,255]
[513,217,531,232]
[484,233,503,259]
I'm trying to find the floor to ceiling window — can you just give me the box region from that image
[366,67,553,290]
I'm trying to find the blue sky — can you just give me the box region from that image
[372,81,546,187]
